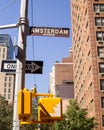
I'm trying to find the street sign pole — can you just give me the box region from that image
[13,0,28,130]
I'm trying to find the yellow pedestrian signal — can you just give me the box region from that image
[18,88,32,120]
[18,88,62,124]
[38,98,62,122]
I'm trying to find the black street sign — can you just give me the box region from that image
[25,61,43,74]
[1,60,43,74]
[29,26,69,37]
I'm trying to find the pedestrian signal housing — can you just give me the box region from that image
[18,88,32,120]
[38,98,62,122]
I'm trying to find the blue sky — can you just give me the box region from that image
[0,0,72,93]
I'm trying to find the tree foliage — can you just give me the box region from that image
[0,95,13,130]
[52,99,97,130]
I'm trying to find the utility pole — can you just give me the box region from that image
[13,0,28,130]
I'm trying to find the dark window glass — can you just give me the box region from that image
[4,88,6,93]
[8,94,10,99]
[100,80,104,90]
[102,115,104,127]
[101,97,104,108]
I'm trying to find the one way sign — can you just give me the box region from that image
[25,61,43,73]
[1,60,43,74]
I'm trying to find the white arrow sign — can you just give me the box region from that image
[4,62,17,70]
[25,62,41,73]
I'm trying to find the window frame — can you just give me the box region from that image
[98,47,104,57]
[94,4,104,13]
[99,63,104,73]
[96,32,104,42]
[95,17,104,26]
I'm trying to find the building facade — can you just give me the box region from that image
[49,48,74,112]
[0,34,15,102]
[71,0,104,129]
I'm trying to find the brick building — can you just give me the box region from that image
[71,0,104,129]
[49,48,74,112]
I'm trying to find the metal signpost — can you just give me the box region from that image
[0,0,28,129]
[13,1,29,129]
[0,0,69,130]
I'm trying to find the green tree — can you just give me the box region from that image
[52,99,97,130]
[40,124,53,130]
[0,95,13,130]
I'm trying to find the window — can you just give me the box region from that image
[86,22,88,28]
[85,8,87,16]
[101,5,104,12]
[2,54,5,59]
[4,94,6,99]
[94,4,104,13]
[98,47,104,57]
[89,66,92,76]
[94,4,100,12]
[101,97,104,108]
[89,82,93,94]
[95,17,104,26]
[8,94,10,99]
[5,77,7,81]
[102,18,104,26]
[96,32,104,41]
[9,77,11,81]
[9,83,11,87]
[4,82,7,87]
[100,80,104,90]
[102,115,104,127]
[90,100,94,111]
[8,88,11,93]
[4,88,6,93]
[87,36,89,42]
[3,48,5,52]
[99,63,104,73]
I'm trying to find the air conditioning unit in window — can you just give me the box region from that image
[101,90,104,93]
[95,12,100,15]
[102,108,104,113]
[100,55,104,59]
[100,73,104,76]
[98,40,104,43]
